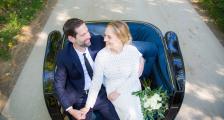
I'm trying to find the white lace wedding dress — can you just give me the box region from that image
[86,44,144,120]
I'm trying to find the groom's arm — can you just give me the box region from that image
[54,53,84,119]
[54,52,72,110]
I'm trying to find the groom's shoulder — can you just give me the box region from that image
[91,35,104,44]
[56,43,71,60]
[90,35,105,49]
[91,34,103,39]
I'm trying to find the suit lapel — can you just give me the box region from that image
[67,43,84,76]
[88,47,96,60]
[88,35,105,61]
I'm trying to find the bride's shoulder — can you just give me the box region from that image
[126,44,138,52]
[125,44,142,57]
[96,47,108,57]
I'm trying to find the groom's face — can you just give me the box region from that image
[73,23,91,47]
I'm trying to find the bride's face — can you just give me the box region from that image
[104,26,123,51]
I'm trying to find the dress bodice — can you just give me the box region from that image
[86,44,142,108]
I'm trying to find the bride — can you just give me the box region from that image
[81,21,145,120]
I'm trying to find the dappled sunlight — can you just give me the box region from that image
[216,68,224,76]
[1,99,15,120]
[214,116,224,120]
[200,15,212,23]
[146,0,157,6]
[185,81,220,103]
[183,8,194,14]
[16,26,33,43]
[179,104,207,119]
[167,0,184,4]
[108,4,125,14]
[0,91,7,112]
[72,6,80,10]
[91,1,134,16]
[99,15,110,19]
[191,0,200,2]
[182,80,224,118]
[111,7,124,14]
[178,104,223,120]
[1,0,223,119]
[56,11,70,22]
[146,0,185,6]
[35,32,48,46]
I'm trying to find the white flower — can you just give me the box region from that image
[133,84,168,120]
[144,101,150,108]
[143,95,148,102]
[153,93,162,101]
[155,103,162,109]
[143,93,163,110]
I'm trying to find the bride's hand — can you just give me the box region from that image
[108,90,120,101]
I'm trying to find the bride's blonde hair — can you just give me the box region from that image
[107,21,132,44]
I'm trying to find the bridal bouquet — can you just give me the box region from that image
[133,80,169,120]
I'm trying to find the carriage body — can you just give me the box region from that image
[43,20,185,120]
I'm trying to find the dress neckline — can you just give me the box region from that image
[107,44,128,56]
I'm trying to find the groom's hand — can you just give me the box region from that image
[80,107,90,114]
[108,90,120,101]
[80,107,90,119]
[68,108,86,120]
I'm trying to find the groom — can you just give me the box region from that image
[54,18,119,120]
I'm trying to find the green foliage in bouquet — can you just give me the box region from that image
[133,80,169,120]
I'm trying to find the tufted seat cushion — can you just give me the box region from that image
[132,41,158,79]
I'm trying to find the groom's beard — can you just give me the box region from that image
[76,38,91,47]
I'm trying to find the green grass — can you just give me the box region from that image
[198,0,224,31]
[0,0,45,60]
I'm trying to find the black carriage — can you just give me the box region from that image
[43,20,185,120]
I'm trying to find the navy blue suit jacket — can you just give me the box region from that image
[54,35,105,110]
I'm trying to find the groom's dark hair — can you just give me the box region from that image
[63,18,84,38]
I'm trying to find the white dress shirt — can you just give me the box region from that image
[66,47,94,111]
[74,48,93,90]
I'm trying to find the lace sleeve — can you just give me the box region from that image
[85,52,104,108]
[116,46,142,94]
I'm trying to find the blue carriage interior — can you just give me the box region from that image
[86,21,175,94]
